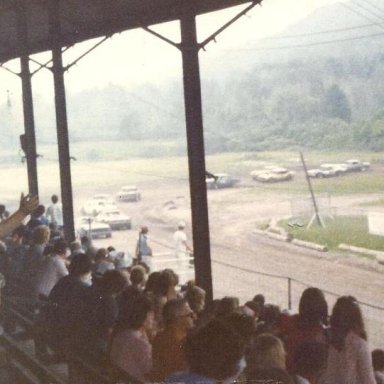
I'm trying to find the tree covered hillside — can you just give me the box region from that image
[201,53,384,152]
[1,0,384,155]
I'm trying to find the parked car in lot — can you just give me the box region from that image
[116,186,141,202]
[96,209,132,230]
[206,173,240,189]
[250,167,295,183]
[343,159,370,172]
[307,163,347,178]
[81,199,118,217]
[76,217,112,239]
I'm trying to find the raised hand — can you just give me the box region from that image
[19,193,39,215]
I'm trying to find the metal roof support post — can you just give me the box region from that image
[180,10,213,302]
[16,2,39,197]
[49,0,75,242]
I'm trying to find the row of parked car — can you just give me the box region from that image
[77,186,142,239]
[307,159,370,178]
[205,159,370,188]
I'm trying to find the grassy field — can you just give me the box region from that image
[359,198,384,207]
[279,215,384,252]
[1,147,384,200]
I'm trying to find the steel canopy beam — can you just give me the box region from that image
[49,0,75,242]
[180,6,213,302]
[0,0,254,64]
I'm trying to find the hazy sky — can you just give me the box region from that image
[0,0,346,104]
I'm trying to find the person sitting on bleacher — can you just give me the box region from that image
[22,225,50,303]
[292,341,328,384]
[152,269,180,329]
[93,247,114,277]
[151,298,196,382]
[46,253,93,357]
[25,204,49,238]
[36,238,69,299]
[322,296,376,384]
[119,265,147,316]
[278,287,328,373]
[245,333,292,384]
[165,318,245,384]
[4,225,28,285]
[80,269,127,357]
[110,294,155,383]
[184,281,206,319]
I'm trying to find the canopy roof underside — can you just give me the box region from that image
[0,0,253,64]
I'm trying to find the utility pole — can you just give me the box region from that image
[300,152,324,228]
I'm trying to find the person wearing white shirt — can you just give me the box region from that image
[37,239,68,298]
[45,194,63,227]
[173,221,192,270]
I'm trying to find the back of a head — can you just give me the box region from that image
[216,296,239,317]
[163,268,179,286]
[32,225,50,245]
[70,241,82,253]
[330,295,366,350]
[53,238,67,255]
[155,269,178,296]
[253,294,265,307]
[299,287,328,326]
[33,204,45,218]
[185,318,244,381]
[100,269,128,295]
[69,253,93,276]
[246,333,286,372]
[51,194,59,204]
[145,271,161,293]
[221,312,256,345]
[372,349,384,371]
[258,304,281,326]
[162,298,188,326]
[130,265,146,286]
[116,294,153,331]
[95,247,107,261]
[293,341,328,379]
[185,285,206,314]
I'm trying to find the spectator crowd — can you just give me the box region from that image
[0,194,383,384]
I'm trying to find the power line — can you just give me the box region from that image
[362,0,384,14]
[351,0,384,23]
[221,2,384,52]
[225,30,384,51]
[341,2,384,30]
[262,22,384,40]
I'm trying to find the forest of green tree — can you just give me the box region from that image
[60,52,384,154]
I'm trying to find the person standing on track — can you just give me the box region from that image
[173,221,192,270]
[136,226,153,271]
